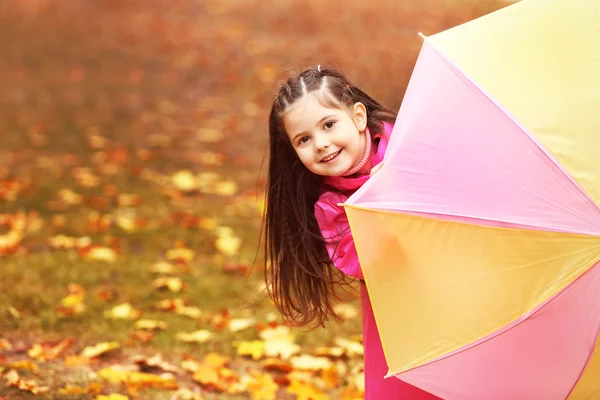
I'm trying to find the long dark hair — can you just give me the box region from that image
[265,66,397,328]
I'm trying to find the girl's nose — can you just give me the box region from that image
[314,135,330,151]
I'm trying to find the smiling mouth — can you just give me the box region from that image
[321,150,342,163]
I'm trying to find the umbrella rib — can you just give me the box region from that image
[345,203,600,236]
[423,36,600,223]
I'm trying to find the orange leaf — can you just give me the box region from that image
[192,364,223,391]
[286,378,330,400]
[27,338,73,361]
[203,352,229,369]
[246,372,278,400]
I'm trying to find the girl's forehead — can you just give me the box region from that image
[285,93,341,124]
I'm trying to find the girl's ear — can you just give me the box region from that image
[352,102,367,131]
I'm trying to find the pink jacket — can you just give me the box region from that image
[314,122,392,280]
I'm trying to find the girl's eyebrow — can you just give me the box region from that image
[292,115,335,142]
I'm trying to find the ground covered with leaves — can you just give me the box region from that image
[0,0,508,398]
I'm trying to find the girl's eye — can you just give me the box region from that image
[324,121,336,129]
[298,136,309,144]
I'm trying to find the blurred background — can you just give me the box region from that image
[0,0,511,398]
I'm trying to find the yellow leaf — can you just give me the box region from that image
[104,302,141,320]
[290,354,333,371]
[176,305,203,319]
[259,326,300,359]
[166,247,196,262]
[228,318,255,332]
[339,385,365,400]
[134,319,168,331]
[87,246,117,263]
[246,372,278,400]
[58,188,83,205]
[203,352,229,369]
[98,367,178,389]
[214,180,237,196]
[286,378,330,400]
[334,337,363,357]
[172,388,203,400]
[192,364,222,389]
[175,330,213,343]
[59,383,102,395]
[150,261,177,274]
[8,306,21,319]
[80,341,120,358]
[235,340,265,360]
[215,234,241,257]
[172,170,197,192]
[333,303,358,319]
[96,394,130,400]
[314,346,345,358]
[153,276,184,292]
[6,360,39,373]
[0,338,12,350]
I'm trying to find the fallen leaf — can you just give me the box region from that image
[59,383,102,395]
[150,261,177,274]
[172,170,197,192]
[208,308,231,330]
[104,303,141,320]
[96,395,129,400]
[214,180,237,196]
[3,369,50,394]
[313,346,345,358]
[172,388,203,400]
[215,232,241,257]
[132,354,179,373]
[153,276,185,292]
[260,326,301,360]
[5,360,39,373]
[135,319,167,331]
[129,330,154,344]
[261,358,293,373]
[80,341,120,359]
[290,354,333,371]
[339,385,365,400]
[203,352,229,369]
[87,246,117,262]
[0,339,13,350]
[27,338,73,361]
[175,330,213,343]
[334,337,363,357]
[228,318,255,332]
[287,378,330,400]
[192,364,223,391]
[333,303,358,319]
[235,340,265,360]
[166,247,196,263]
[246,372,278,400]
[98,367,178,389]
[321,366,341,389]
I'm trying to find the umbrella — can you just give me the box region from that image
[343,0,600,398]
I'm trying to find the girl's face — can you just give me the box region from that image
[283,92,367,177]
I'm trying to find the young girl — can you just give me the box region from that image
[264,65,441,399]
